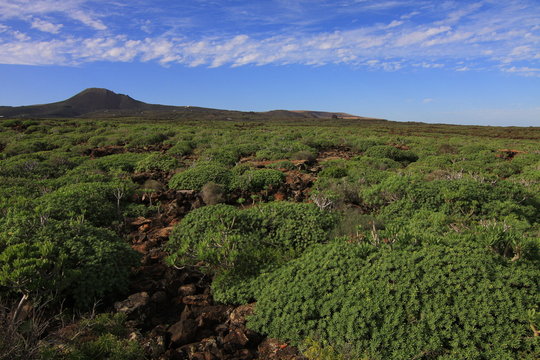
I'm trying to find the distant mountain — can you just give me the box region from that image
[0,88,177,118]
[0,88,380,121]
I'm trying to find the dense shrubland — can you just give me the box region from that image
[166,202,337,303]
[249,241,540,359]
[0,117,539,359]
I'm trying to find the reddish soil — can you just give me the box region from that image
[84,144,173,158]
[496,149,527,160]
[114,181,307,359]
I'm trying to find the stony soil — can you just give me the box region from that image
[54,146,361,359]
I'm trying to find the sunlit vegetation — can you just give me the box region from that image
[1,116,539,359]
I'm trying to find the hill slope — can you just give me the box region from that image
[0,88,378,120]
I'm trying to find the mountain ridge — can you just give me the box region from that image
[0,88,379,121]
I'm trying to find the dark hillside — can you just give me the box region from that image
[0,88,379,121]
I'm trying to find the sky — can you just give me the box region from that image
[0,0,539,126]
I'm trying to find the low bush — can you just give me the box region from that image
[200,147,241,166]
[35,182,119,226]
[126,132,168,147]
[230,169,285,192]
[364,145,418,164]
[231,163,255,176]
[255,142,315,161]
[166,202,337,303]
[3,139,57,156]
[249,241,540,359]
[319,166,348,179]
[349,139,383,152]
[0,217,139,308]
[135,152,180,172]
[168,163,231,190]
[166,204,257,271]
[167,141,193,156]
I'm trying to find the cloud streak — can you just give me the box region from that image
[0,0,538,76]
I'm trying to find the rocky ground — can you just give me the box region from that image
[55,146,359,359]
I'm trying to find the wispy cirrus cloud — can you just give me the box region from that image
[0,0,107,31]
[0,0,538,76]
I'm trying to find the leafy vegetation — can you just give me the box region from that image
[249,241,540,359]
[0,116,539,359]
[42,313,145,360]
[166,202,337,303]
[168,162,232,190]
[0,216,139,308]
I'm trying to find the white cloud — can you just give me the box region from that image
[502,66,540,77]
[0,39,68,65]
[0,0,537,76]
[385,20,403,29]
[31,18,63,33]
[422,98,434,103]
[0,0,106,31]
[69,9,107,31]
[510,46,531,57]
[12,31,30,41]
[415,62,444,69]
[395,26,451,47]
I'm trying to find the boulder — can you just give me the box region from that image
[114,292,150,317]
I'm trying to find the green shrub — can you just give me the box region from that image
[249,241,540,359]
[364,145,418,163]
[349,139,382,152]
[351,156,401,171]
[231,163,255,176]
[61,153,146,185]
[200,147,241,166]
[302,136,335,150]
[135,152,180,172]
[1,119,22,128]
[166,204,257,271]
[166,202,337,303]
[301,337,352,360]
[0,151,85,179]
[0,176,44,202]
[319,166,348,179]
[63,334,144,360]
[3,139,57,156]
[167,141,193,156]
[249,202,338,255]
[122,203,158,218]
[0,153,52,178]
[0,218,139,308]
[36,182,119,226]
[363,175,539,224]
[87,135,109,147]
[168,163,231,190]
[126,132,167,147]
[230,169,285,192]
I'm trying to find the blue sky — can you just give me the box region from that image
[0,0,539,126]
